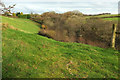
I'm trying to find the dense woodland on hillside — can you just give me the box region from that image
[29,11,120,49]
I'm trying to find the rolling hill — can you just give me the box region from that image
[2,16,119,78]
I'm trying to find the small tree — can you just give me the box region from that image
[41,25,47,29]
[0,2,16,16]
[16,12,20,16]
[20,12,23,15]
[12,13,16,16]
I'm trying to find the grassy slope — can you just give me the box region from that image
[93,14,119,17]
[86,14,120,21]
[2,16,40,33]
[104,18,119,21]
[2,16,119,78]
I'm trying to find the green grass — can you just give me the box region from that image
[2,16,119,78]
[93,14,119,18]
[86,14,120,21]
[2,16,40,33]
[104,18,119,21]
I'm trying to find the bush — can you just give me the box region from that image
[41,25,47,29]
[20,12,23,15]
[38,30,53,39]
[12,13,16,16]
[4,12,11,16]
[18,15,27,18]
[27,14,31,19]
[16,12,20,16]
[18,14,31,19]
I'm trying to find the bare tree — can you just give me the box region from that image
[0,2,16,15]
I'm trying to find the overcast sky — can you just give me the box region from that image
[2,0,120,14]
[2,0,119,2]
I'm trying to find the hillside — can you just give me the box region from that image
[86,14,120,21]
[2,16,40,33]
[2,16,119,78]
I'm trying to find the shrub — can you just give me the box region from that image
[20,12,23,15]
[27,14,31,19]
[38,30,53,39]
[12,13,16,16]
[41,25,47,29]
[16,12,20,16]
[4,12,11,16]
[18,15,27,18]
[18,14,31,19]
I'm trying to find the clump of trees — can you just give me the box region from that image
[31,11,119,49]
[15,12,31,19]
[0,2,31,19]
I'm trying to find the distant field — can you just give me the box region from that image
[85,14,120,21]
[93,14,119,18]
[104,18,119,21]
[2,16,119,78]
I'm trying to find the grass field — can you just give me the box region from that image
[2,16,119,78]
[104,18,119,21]
[2,16,40,33]
[86,14,120,21]
[93,14,119,18]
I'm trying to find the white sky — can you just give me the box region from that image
[2,0,120,14]
[2,0,119,2]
